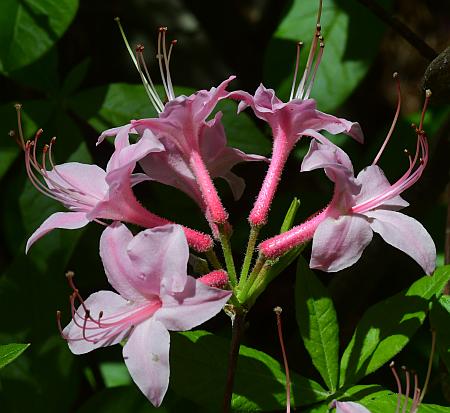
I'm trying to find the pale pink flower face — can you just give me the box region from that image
[300,136,436,274]
[61,223,231,407]
[24,126,165,252]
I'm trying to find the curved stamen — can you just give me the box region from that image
[135,45,165,112]
[289,42,304,101]
[401,366,410,413]
[115,18,164,113]
[390,361,403,413]
[157,27,172,102]
[161,29,176,100]
[303,40,325,100]
[373,72,402,165]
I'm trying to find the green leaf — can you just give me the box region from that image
[340,265,450,386]
[280,197,301,233]
[296,257,339,392]
[266,0,389,112]
[170,330,328,412]
[359,388,450,413]
[430,295,450,370]
[214,100,271,155]
[0,0,79,74]
[61,58,91,97]
[69,83,271,155]
[99,362,132,388]
[0,343,30,369]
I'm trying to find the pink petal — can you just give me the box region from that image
[354,165,409,210]
[364,209,436,274]
[311,215,373,272]
[64,291,137,355]
[127,225,189,294]
[301,138,360,208]
[311,111,364,143]
[26,211,90,253]
[122,318,170,407]
[332,400,372,413]
[45,162,108,200]
[155,276,231,331]
[106,127,164,173]
[99,223,148,301]
[139,138,205,208]
[301,138,354,176]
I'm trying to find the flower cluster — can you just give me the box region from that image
[17,11,436,408]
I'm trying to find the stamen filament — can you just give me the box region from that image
[157,27,172,102]
[274,307,291,413]
[303,40,324,100]
[401,366,410,413]
[390,361,403,413]
[419,329,436,403]
[373,72,402,165]
[289,42,303,101]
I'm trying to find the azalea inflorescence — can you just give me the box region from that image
[15,1,442,410]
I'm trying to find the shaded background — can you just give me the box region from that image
[0,0,449,411]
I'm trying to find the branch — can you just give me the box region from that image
[356,0,438,61]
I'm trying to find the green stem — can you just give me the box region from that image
[238,226,260,289]
[205,249,222,270]
[238,255,266,303]
[222,310,246,413]
[219,226,238,288]
[245,261,273,306]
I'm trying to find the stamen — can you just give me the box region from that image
[56,310,67,339]
[409,371,420,413]
[390,361,403,413]
[401,366,410,413]
[419,329,436,403]
[157,27,172,102]
[14,104,26,150]
[373,72,402,165]
[274,307,291,413]
[161,28,175,100]
[295,0,323,100]
[167,39,177,62]
[419,89,432,131]
[289,42,304,101]
[303,40,325,100]
[135,45,165,111]
[114,17,164,113]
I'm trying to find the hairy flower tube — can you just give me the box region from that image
[228,1,363,227]
[17,109,213,253]
[260,91,436,274]
[59,223,231,406]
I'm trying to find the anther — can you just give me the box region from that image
[171,39,177,45]
[113,17,120,22]
[158,26,167,32]
[393,71,399,79]
[135,44,145,53]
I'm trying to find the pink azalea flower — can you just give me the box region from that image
[228,22,363,226]
[60,223,231,407]
[131,76,240,226]
[330,400,372,413]
[114,26,265,226]
[24,126,213,253]
[260,129,436,274]
[136,112,266,234]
